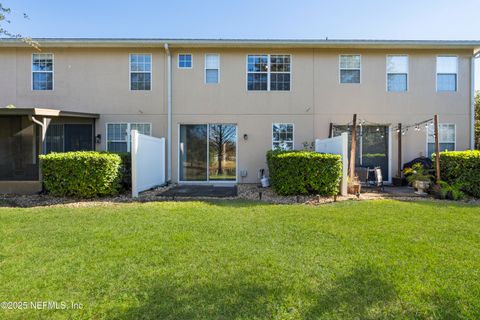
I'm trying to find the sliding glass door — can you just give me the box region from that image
[179,124,237,182]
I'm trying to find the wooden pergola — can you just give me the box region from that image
[347,113,441,188]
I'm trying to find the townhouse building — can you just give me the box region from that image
[0,38,478,193]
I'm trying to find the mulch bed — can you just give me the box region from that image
[1,184,477,208]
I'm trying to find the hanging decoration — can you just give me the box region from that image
[333,117,435,137]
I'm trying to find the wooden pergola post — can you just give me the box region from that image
[349,114,357,178]
[434,114,441,182]
[397,123,402,177]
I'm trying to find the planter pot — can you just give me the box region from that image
[392,176,407,186]
[347,183,361,196]
[260,177,270,188]
[413,180,430,195]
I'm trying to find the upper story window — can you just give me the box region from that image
[205,54,219,84]
[272,123,294,150]
[107,122,152,152]
[130,54,151,91]
[436,56,458,92]
[386,55,408,92]
[247,54,291,91]
[427,123,455,157]
[178,54,192,69]
[339,55,361,84]
[32,53,53,90]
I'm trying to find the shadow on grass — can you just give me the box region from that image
[107,265,399,320]
[304,265,398,320]
[394,198,480,209]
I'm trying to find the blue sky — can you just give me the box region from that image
[4,0,480,89]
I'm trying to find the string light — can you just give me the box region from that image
[335,116,434,137]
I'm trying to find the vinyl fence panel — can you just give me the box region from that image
[315,132,348,196]
[131,130,166,197]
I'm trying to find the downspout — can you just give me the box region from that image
[30,116,50,154]
[164,43,172,182]
[472,51,480,149]
[30,116,51,189]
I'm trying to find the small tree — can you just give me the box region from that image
[209,124,236,175]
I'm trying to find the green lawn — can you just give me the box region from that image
[1,200,480,319]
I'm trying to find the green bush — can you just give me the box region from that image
[434,150,480,198]
[40,151,122,198]
[104,152,131,190]
[266,150,342,196]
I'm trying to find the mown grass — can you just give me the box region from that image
[0,200,480,319]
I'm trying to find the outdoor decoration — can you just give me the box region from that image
[338,113,441,195]
[404,163,434,195]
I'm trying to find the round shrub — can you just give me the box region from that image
[40,151,122,198]
[100,151,131,191]
[434,150,480,198]
[266,150,342,196]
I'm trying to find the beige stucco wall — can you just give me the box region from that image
[0,46,473,184]
[170,47,472,182]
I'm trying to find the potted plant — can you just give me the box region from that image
[392,175,407,186]
[436,181,466,200]
[403,163,433,195]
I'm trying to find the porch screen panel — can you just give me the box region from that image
[46,124,64,153]
[64,124,93,152]
[332,125,361,166]
[333,125,389,181]
[0,116,39,180]
[361,126,389,181]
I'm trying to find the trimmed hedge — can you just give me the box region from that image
[103,152,131,190]
[40,151,122,198]
[435,150,480,198]
[266,150,342,196]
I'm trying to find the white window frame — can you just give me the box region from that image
[204,53,220,84]
[426,123,456,156]
[386,54,409,92]
[436,55,458,93]
[31,53,54,91]
[272,123,294,150]
[178,53,193,69]
[106,122,152,152]
[246,54,291,91]
[339,54,361,84]
[129,53,152,91]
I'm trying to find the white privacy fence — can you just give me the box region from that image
[315,132,348,196]
[131,130,166,197]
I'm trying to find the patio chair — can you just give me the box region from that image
[355,167,369,186]
[367,167,384,191]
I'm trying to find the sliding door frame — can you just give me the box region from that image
[178,123,238,184]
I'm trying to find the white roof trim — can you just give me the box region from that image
[0,38,479,49]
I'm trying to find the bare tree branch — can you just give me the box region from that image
[0,3,39,49]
